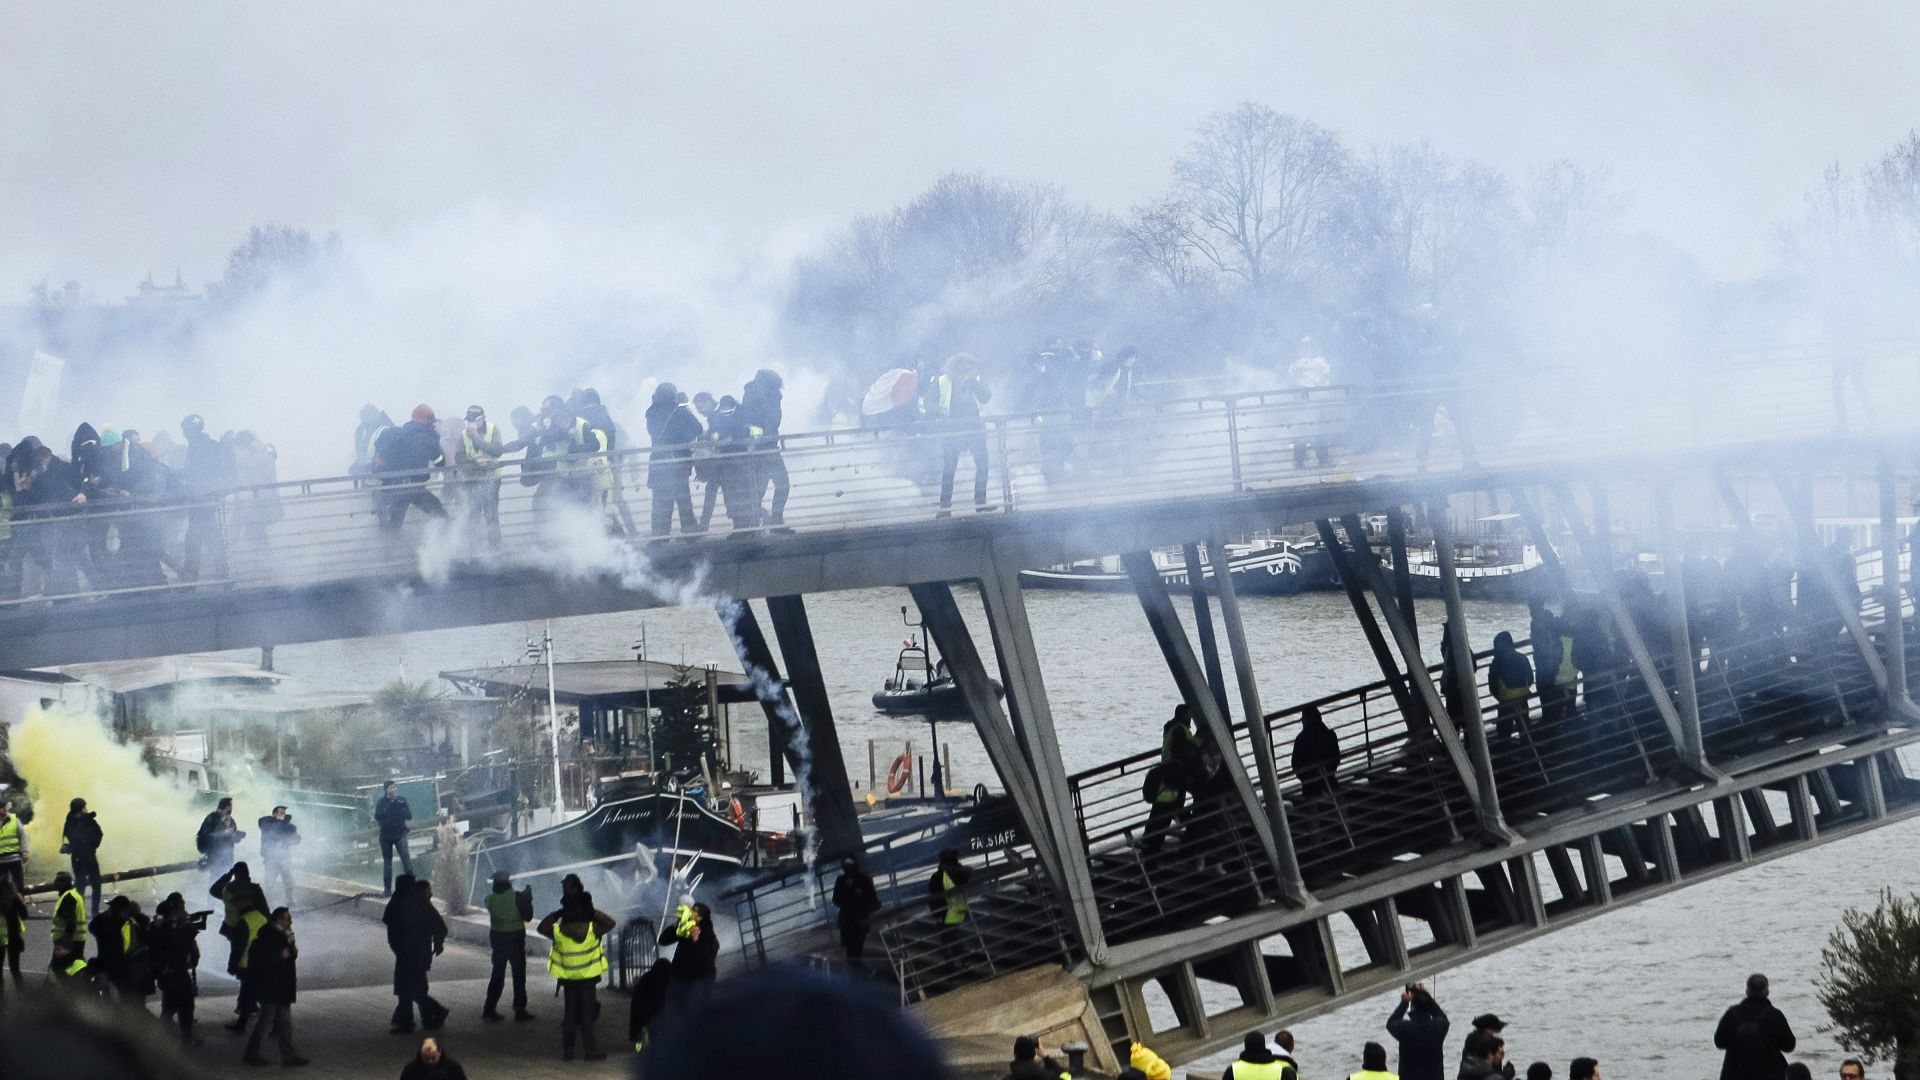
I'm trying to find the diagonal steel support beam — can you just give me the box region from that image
[1332,515,1506,838]
[1506,486,1573,599]
[908,579,1108,964]
[1427,503,1511,834]
[1207,536,1311,904]
[1551,485,1721,781]
[764,594,867,868]
[1879,453,1911,707]
[1766,469,1896,701]
[718,599,801,786]
[1182,543,1232,719]
[1122,550,1289,895]
[1653,485,1710,770]
[1315,518,1426,738]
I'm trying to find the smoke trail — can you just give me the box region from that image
[713,597,823,880]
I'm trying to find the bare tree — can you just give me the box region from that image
[1171,103,1348,290]
[1121,198,1208,293]
[1863,130,1920,265]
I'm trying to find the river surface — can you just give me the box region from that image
[255,587,1912,1078]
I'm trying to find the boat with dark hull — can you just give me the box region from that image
[1020,538,1338,595]
[873,633,1003,717]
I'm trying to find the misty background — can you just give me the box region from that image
[4,3,1920,477]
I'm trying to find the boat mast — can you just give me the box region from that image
[544,620,562,816]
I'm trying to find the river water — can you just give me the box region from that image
[256,587,1914,1078]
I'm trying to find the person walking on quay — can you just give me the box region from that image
[375,781,415,896]
[63,796,104,912]
[927,848,972,968]
[150,892,203,1046]
[257,805,300,908]
[480,870,535,1021]
[1387,983,1449,1080]
[831,857,881,961]
[243,906,308,1067]
[48,869,90,981]
[538,890,616,1061]
[1714,973,1796,1080]
[658,901,720,1017]
[197,797,245,881]
[1223,1030,1297,1079]
[0,796,30,894]
[385,876,448,1034]
[400,1036,468,1080]
[1350,1040,1399,1080]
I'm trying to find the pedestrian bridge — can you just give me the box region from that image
[9,346,1920,1069]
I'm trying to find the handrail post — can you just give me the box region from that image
[1226,401,1244,492]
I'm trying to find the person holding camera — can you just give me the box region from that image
[62,797,104,912]
[1387,982,1450,1080]
[258,806,300,908]
[197,797,245,881]
[151,892,204,1046]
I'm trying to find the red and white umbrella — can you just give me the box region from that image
[861,368,920,416]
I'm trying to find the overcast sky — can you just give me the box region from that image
[5,2,1919,294]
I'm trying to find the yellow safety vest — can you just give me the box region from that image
[54,955,88,980]
[52,889,87,944]
[1555,633,1579,688]
[0,815,19,857]
[0,909,9,948]
[547,925,608,982]
[120,921,134,953]
[940,871,968,926]
[463,422,501,465]
[236,910,268,970]
[1229,1061,1291,1080]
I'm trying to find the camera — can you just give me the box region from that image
[187,909,213,931]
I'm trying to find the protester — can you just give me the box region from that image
[1291,704,1341,791]
[226,882,271,1034]
[88,894,151,1005]
[481,870,535,1021]
[375,781,415,896]
[1714,973,1796,1080]
[150,892,202,1046]
[1488,632,1534,739]
[1351,1041,1398,1080]
[539,890,617,1061]
[1270,1030,1301,1076]
[1525,1065,1552,1080]
[385,877,448,1034]
[257,805,300,907]
[740,369,788,528]
[1840,1060,1865,1080]
[373,406,448,533]
[0,797,25,894]
[1223,1031,1296,1079]
[243,907,307,1067]
[196,797,244,880]
[0,872,26,987]
[831,857,882,961]
[1387,983,1449,1080]
[63,796,104,912]
[645,383,705,537]
[399,1037,468,1080]
[1465,1015,1514,1080]
[929,353,992,514]
[1568,1060,1598,1080]
[658,901,720,1018]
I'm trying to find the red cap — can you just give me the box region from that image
[411,404,435,423]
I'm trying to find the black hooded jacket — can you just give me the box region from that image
[1714,995,1796,1080]
[740,372,783,446]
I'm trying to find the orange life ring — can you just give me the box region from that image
[886,752,914,796]
[730,796,747,829]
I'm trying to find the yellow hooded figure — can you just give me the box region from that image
[1130,1040,1173,1080]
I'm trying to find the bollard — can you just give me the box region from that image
[1062,1040,1089,1077]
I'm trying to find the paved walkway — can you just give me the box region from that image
[13,906,634,1080]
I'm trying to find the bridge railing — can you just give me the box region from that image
[4,345,1917,608]
[874,854,1078,1004]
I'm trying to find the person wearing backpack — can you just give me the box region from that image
[1714,973,1796,1080]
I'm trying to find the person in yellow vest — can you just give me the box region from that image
[0,796,26,894]
[1129,1039,1174,1080]
[457,406,507,548]
[48,870,92,989]
[1224,1031,1298,1080]
[929,353,993,515]
[1351,1039,1401,1080]
[537,892,616,1061]
[224,885,271,1034]
[88,894,152,1005]
[1487,631,1534,741]
[926,848,972,972]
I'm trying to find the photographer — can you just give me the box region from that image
[257,806,300,908]
[1387,982,1450,1080]
[196,797,245,881]
[150,892,205,1046]
[62,797,103,912]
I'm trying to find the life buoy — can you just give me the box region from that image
[730,797,747,829]
[886,752,914,795]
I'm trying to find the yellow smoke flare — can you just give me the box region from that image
[15,705,212,881]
